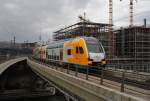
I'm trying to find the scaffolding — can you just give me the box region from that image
[54,22,109,38]
[53,21,115,59]
[114,26,150,72]
[53,21,150,72]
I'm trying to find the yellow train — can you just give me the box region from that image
[33,37,106,66]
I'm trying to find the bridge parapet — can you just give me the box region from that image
[27,58,147,101]
[0,57,27,75]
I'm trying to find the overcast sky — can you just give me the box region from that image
[0,0,150,42]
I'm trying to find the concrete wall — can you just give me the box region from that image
[27,59,146,101]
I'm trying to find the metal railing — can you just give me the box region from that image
[30,57,150,98]
[0,55,18,64]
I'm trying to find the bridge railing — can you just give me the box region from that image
[0,55,17,64]
[0,55,29,64]
[29,57,150,97]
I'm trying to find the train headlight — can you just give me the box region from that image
[88,61,92,64]
[88,58,93,65]
[101,59,107,65]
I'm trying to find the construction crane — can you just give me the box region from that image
[78,12,90,22]
[109,0,113,31]
[108,0,114,57]
[120,0,137,27]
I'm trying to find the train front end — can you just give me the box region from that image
[85,37,106,66]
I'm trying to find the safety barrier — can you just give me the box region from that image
[30,57,150,99]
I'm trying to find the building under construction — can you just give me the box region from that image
[53,21,150,72]
[115,26,150,64]
[53,21,114,58]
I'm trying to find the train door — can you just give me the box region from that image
[75,41,80,65]
[75,42,85,65]
[60,49,63,61]
[78,40,87,65]
[75,46,79,64]
[78,46,85,65]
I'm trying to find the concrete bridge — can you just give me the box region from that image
[0,57,27,75]
[0,57,56,100]
[0,57,148,101]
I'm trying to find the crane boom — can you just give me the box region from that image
[120,0,137,27]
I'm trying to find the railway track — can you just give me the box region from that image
[63,64,150,91]
[104,73,150,90]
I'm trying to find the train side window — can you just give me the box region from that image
[67,49,71,55]
[54,55,56,60]
[57,56,59,60]
[79,47,84,54]
[76,47,78,54]
[53,55,55,60]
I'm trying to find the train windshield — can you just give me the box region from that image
[85,38,104,53]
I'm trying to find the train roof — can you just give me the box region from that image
[82,36,97,41]
[50,36,97,43]
[47,36,98,48]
